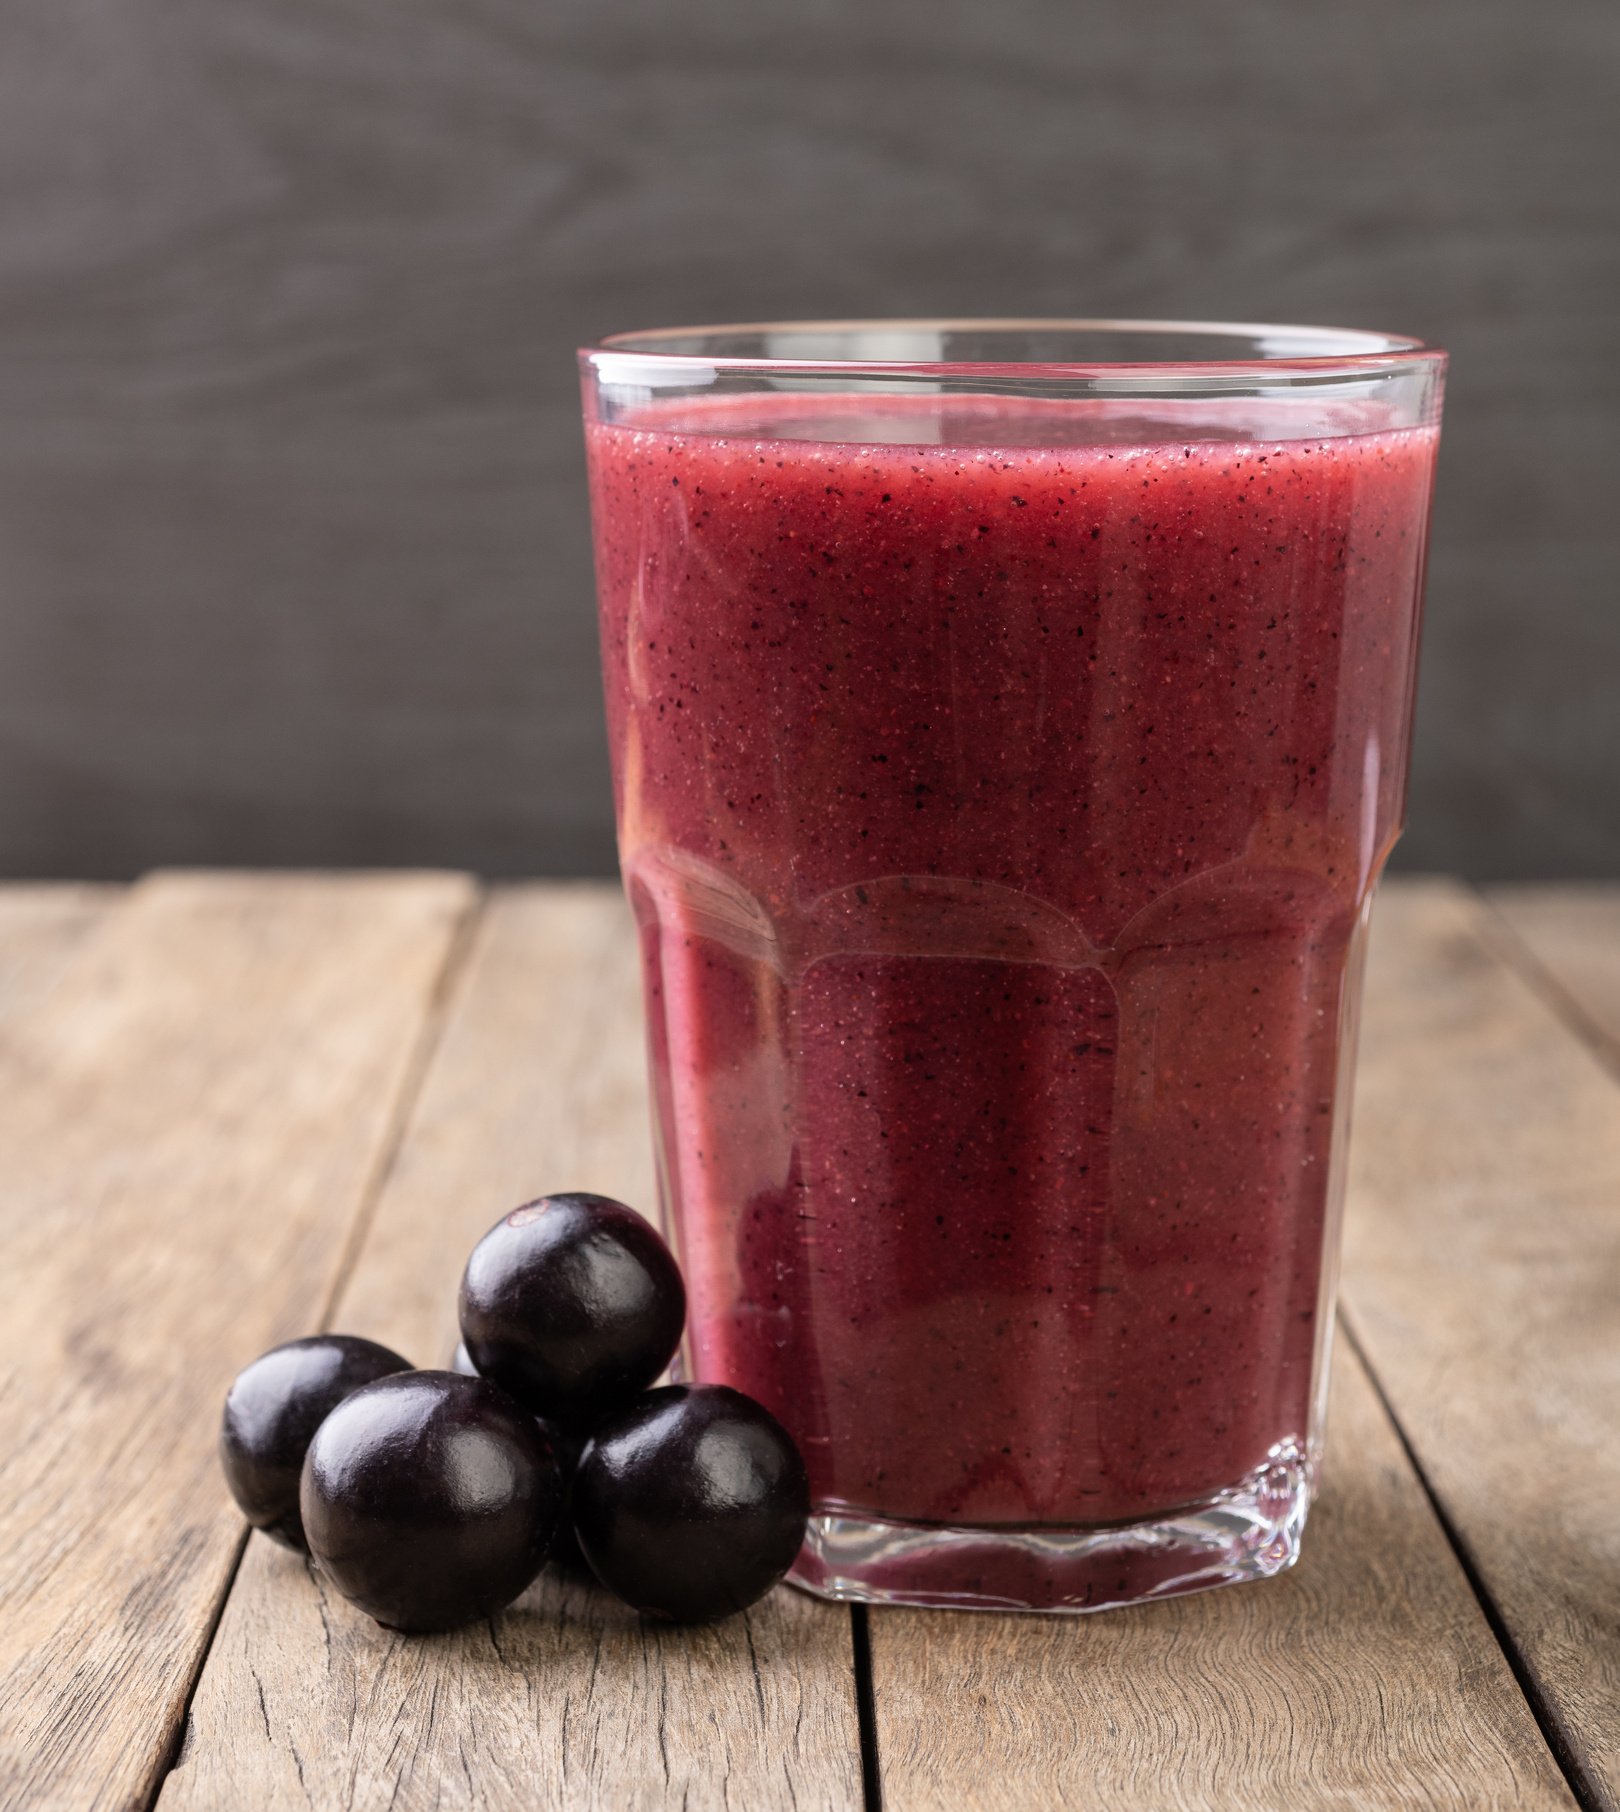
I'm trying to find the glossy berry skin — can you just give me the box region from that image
[301,1370,564,1632]
[459,1195,685,1428]
[449,1340,589,1572]
[573,1385,810,1622]
[220,1335,412,1550]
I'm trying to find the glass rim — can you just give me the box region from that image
[580,318,1445,385]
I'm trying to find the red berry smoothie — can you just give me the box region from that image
[586,392,1437,1601]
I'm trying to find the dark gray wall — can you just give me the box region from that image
[2,0,1616,879]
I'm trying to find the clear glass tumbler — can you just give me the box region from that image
[581,322,1445,1613]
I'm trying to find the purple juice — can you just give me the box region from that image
[586,375,1439,1610]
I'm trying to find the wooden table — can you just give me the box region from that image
[1,875,1615,1812]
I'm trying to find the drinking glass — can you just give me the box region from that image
[581,322,1445,1612]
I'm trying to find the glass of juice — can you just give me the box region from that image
[580,321,1445,1613]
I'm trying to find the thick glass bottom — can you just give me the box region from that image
[789,1440,1313,1614]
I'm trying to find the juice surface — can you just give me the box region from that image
[587,395,1437,1531]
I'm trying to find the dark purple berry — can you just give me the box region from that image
[573,1384,810,1622]
[448,1338,589,1574]
[220,1335,411,1550]
[459,1195,685,1428]
[300,1371,563,1632]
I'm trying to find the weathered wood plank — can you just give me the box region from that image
[866,1334,1572,1812]
[0,883,116,1018]
[1341,878,1620,1808]
[0,871,474,1812]
[161,885,864,1812]
[1489,882,1620,1068]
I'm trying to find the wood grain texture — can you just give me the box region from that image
[1340,879,1620,1809]
[160,885,864,1812]
[866,1335,1571,1812]
[1489,883,1620,1067]
[1,1,1618,881]
[0,871,474,1812]
[0,884,114,1017]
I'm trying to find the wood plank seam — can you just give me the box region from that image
[1337,878,1620,1812]
[0,872,481,1810]
[141,884,487,1812]
[863,1316,1575,1810]
[850,1605,884,1812]
[1476,892,1620,1080]
[1464,886,1620,1812]
[156,886,867,1812]
[307,888,488,1337]
[859,883,1584,1812]
[1337,1312,1605,1812]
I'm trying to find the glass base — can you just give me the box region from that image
[789,1440,1313,1614]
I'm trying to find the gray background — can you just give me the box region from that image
[2,0,1616,880]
